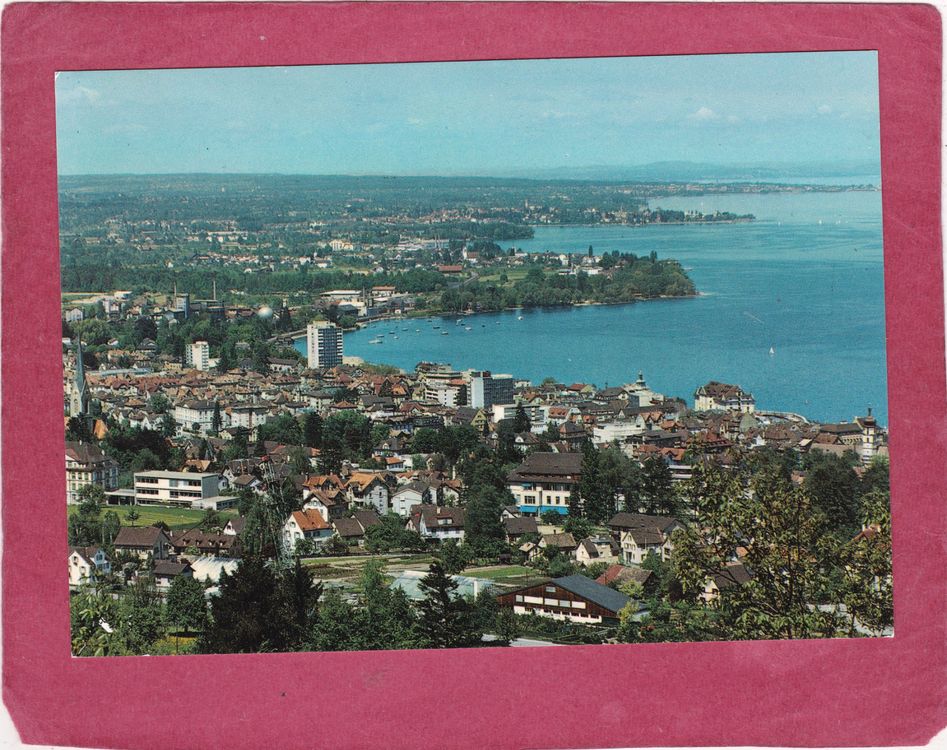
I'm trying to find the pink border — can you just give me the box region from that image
[2,3,944,748]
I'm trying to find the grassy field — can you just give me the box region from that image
[68,504,236,530]
[464,565,533,580]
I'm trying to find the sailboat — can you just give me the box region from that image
[769,346,775,356]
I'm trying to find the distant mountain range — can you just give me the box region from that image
[493,160,881,182]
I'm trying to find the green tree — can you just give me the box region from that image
[124,507,140,526]
[415,562,482,648]
[437,540,469,575]
[638,456,676,516]
[166,575,207,635]
[364,513,426,553]
[115,577,166,654]
[70,585,124,657]
[672,464,846,640]
[302,412,324,449]
[198,554,283,653]
[357,560,417,649]
[200,508,224,533]
[464,485,508,558]
[308,588,359,651]
[577,441,611,522]
[512,403,531,433]
[257,414,304,446]
[804,451,861,536]
[68,485,120,551]
[211,401,222,435]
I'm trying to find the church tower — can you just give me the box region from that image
[70,338,89,417]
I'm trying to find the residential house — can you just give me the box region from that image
[345,472,391,515]
[391,480,431,517]
[607,512,682,565]
[409,504,466,542]
[65,441,119,504]
[169,528,242,558]
[152,560,194,591]
[537,532,578,558]
[701,562,752,603]
[506,452,582,516]
[575,535,620,567]
[496,574,631,624]
[502,515,538,544]
[113,526,171,560]
[694,381,756,413]
[68,546,111,588]
[282,509,333,552]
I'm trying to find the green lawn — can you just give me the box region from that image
[68,504,236,530]
[464,565,533,580]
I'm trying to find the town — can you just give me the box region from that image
[65,286,892,655]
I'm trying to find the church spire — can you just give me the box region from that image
[71,337,88,416]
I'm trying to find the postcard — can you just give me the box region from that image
[3,3,944,749]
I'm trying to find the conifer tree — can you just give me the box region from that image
[577,440,611,522]
[415,562,481,648]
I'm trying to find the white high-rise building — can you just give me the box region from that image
[307,321,344,369]
[187,340,210,371]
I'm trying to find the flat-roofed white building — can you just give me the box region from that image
[492,402,549,432]
[133,470,234,509]
[469,371,514,409]
[187,340,210,370]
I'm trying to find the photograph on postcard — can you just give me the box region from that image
[57,52,891,656]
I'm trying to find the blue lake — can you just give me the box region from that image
[297,189,888,425]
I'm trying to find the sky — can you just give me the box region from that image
[55,52,880,176]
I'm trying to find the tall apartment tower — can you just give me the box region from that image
[307,321,344,369]
[187,340,210,371]
[468,371,514,409]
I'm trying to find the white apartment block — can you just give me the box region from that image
[187,340,210,371]
[174,399,218,434]
[468,371,515,409]
[424,379,467,407]
[307,321,344,369]
[492,402,549,432]
[133,470,236,510]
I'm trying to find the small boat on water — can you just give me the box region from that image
[517,316,524,320]
[369,338,384,344]
[392,335,398,339]
[432,325,440,329]
[441,331,449,336]
[464,326,472,331]
[769,346,775,355]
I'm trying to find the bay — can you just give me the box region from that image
[297,189,887,425]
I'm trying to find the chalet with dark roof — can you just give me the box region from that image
[113,526,171,560]
[496,574,631,624]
